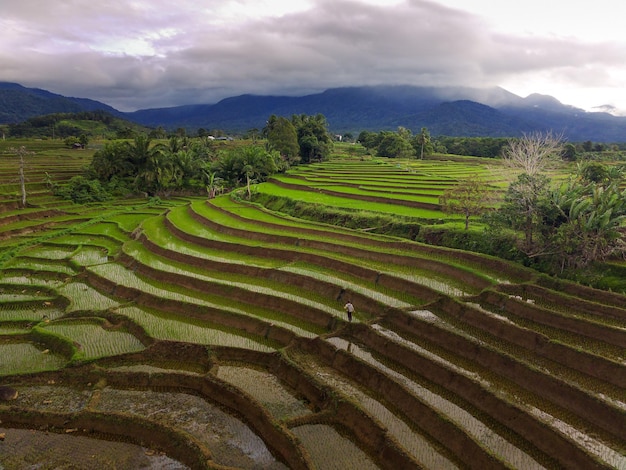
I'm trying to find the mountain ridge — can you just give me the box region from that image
[2,82,625,141]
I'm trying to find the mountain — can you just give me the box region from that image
[0,82,122,123]
[127,85,626,141]
[2,82,626,141]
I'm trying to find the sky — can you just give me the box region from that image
[1,0,625,114]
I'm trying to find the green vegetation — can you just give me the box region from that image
[6,111,150,140]
[1,132,625,469]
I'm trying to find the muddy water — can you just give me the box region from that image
[528,406,626,469]
[326,336,547,470]
[309,362,459,469]
[11,385,93,413]
[95,388,288,469]
[0,427,190,470]
[217,365,312,421]
[291,424,380,470]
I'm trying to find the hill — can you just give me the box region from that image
[5,110,151,139]
[0,82,122,124]
[2,82,626,141]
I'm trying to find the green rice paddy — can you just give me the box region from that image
[1,150,625,469]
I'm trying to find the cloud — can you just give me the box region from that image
[1,0,625,111]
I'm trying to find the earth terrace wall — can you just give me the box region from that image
[117,251,337,330]
[207,199,400,247]
[497,282,626,322]
[2,345,420,470]
[101,370,312,470]
[0,209,63,224]
[440,294,626,388]
[0,408,213,469]
[190,204,493,293]
[477,290,626,350]
[83,269,297,347]
[208,198,530,290]
[139,233,357,300]
[163,216,441,310]
[1,361,310,470]
[267,177,441,211]
[253,348,423,469]
[383,306,626,445]
[235,346,427,470]
[537,275,626,310]
[242,193,537,283]
[298,336,506,470]
[347,323,605,470]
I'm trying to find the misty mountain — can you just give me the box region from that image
[2,82,625,141]
[127,85,626,141]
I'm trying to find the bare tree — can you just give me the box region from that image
[502,131,563,176]
[8,146,34,207]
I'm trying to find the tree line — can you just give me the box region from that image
[357,128,626,160]
[437,132,626,277]
[54,113,334,203]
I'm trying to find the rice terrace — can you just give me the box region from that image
[1,137,625,470]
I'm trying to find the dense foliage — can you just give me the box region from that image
[357,127,433,158]
[84,135,284,198]
[485,135,626,274]
[6,111,148,139]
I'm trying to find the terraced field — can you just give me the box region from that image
[1,155,625,469]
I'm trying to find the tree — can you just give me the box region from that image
[79,134,89,149]
[291,114,333,163]
[212,146,279,198]
[578,161,609,184]
[203,171,224,199]
[54,176,110,203]
[498,173,553,253]
[548,173,626,270]
[562,143,577,161]
[439,177,493,229]
[266,115,299,165]
[116,135,175,194]
[357,131,383,152]
[501,131,563,176]
[88,140,135,182]
[376,132,415,158]
[412,127,432,159]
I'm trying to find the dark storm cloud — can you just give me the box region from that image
[1,0,624,111]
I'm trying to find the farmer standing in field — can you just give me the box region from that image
[344,300,355,322]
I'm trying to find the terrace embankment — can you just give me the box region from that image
[267,176,441,211]
[445,295,626,388]
[343,321,613,469]
[83,268,298,347]
[117,251,339,329]
[188,202,495,293]
[382,304,626,450]
[297,335,509,469]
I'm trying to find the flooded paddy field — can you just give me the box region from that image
[2,168,626,469]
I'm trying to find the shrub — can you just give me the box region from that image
[54,176,111,203]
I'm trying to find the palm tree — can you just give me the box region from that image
[126,135,166,195]
[416,127,431,159]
